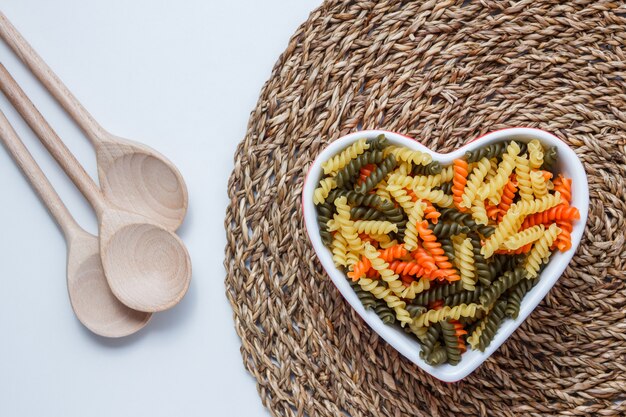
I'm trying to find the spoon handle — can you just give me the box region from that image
[0,64,107,217]
[0,11,107,145]
[0,109,81,239]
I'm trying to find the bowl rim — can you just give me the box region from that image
[302,127,589,382]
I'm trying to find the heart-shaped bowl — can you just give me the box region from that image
[302,127,589,382]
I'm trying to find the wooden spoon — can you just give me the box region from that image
[0,11,188,231]
[0,109,151,337]
[0,65,192,313]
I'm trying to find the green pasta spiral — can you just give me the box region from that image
[428,222,470,239]
[439,237,455,262]
[412,160,442,175]
[465,141,510,163]
[505,277,537,319]
[439,207,496,237]
[335,150,384,187]
[406,304,427,318]
[425,344,448,366]
[374,300,396,324]
[355,154,397,193]
[469,234,493,286]
[443,287,484,306]
[440,320,462,365]
[367,134,390,150]
[418,324,441,360]
[411,281,464,306]
[479,268,525,308]
[474,300,507,351]
[350,281,377,310]
[350,206,384,220]
[316,201,335,245]
[541,146,558,172]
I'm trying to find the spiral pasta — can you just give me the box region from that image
[385,145,432,166]
[412,303,483,327]
[453,236,477,291]
[524,223,561,278]
[404,201,426,251]
[313,177,337,205]
[314,134,580,366]
[478,141,520,204]
[530,170,548,199]
[322,138,369,175]
[503,224,545,250]
[460,157,491,209]
[527,139,544,170]
[353,220,398,235]
[515,154,533,201]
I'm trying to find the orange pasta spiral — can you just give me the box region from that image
[379,244,408,262]
[413,246,437,274]
[497,175,518,222]
[423,199,441,224]
[416,221,460,281]
[553,175,572,204]
[521,205,580,228]
[388,260,425,276]
[452,159,469,212]
[485,200,500,220]
[347,256,372,281]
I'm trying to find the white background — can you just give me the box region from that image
[0,1,320,416]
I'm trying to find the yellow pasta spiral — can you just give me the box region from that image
[530,170,548,199]
[453,236,476,291]
[478,141,520,204]
[363,243,404,297]
[510,192,561,215]
[413,186,454,208]
[387,183,415,213]
[358,276,412,326]
[412,303,483,327]
[527,139,544,169]
[374,179,392,202]
[404,201,426,251]
[331,232,349,268]
[401,277,431,299]
[481,210,525,258]
[515,154,533,201]
[470,198,489,225]
[388,172,445,190]
[503,224,545,250]
[321,138,369,175]
[460,157,491,209]
[353,220,398,235]
[385,145,432,166]
[313,177,337,205]
[524,223,561,278]
[334,197,363,256]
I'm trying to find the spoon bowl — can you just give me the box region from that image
[100,219,191,313]
[96,136,188,232]
[67,232,152,337]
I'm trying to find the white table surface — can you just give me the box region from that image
[0,1,320,416]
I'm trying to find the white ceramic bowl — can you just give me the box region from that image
[302,128,589,382]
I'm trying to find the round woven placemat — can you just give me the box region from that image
[225,1,626,416]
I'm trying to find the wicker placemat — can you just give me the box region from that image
[224,1,626,415]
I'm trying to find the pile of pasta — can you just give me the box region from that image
[313,134,580,366]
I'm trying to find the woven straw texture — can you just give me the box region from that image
[225,1,626,416]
